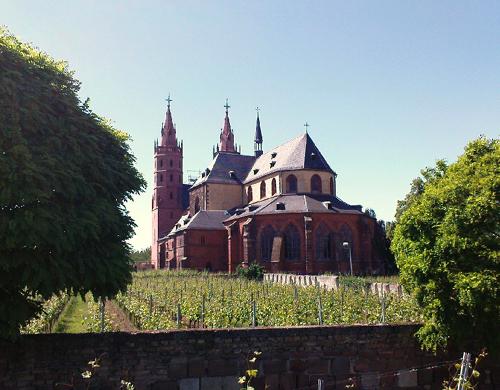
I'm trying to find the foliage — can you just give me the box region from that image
[130,247,151,264]
[21,292,69,333]
[0,27,146,338]
[391,137,499,352]
[238,350,262,390]
[443,350,487,390]
[236,263,265,281]
[82,298,116,332]
[115,271,422,330]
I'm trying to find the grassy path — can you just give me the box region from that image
[54,295,88,333]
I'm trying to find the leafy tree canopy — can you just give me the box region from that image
[0,28,146,337]
[391,137,499,352]
[130,247,151,264]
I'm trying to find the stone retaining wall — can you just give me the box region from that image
[263,273,403,297]
[1,325,498,389]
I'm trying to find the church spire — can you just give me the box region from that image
[254,107,263,157]
[161,94,177,146]
[219,98,237,153]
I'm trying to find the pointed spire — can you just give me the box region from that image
[161,94,177,146]
[254,107,263,157]
[219,98,237,153]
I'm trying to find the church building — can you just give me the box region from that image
[151,99,387,275]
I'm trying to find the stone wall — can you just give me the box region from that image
[264,273,403,297]
[0,325,498,390]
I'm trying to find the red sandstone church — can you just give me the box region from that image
[151,99,387,275]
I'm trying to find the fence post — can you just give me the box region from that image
[457,352,471,390]
[317,294,323,325]
[251,294,257,327]
[176,303,181,328]
[380,290,386,324]
[201,294,206,328]
[100,299,105,333]
[317,378,325,390]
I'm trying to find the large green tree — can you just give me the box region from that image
[391,137,499,352]
[0,28,146,337]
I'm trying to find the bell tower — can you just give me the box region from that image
[151,95,184,269]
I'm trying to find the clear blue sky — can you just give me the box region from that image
[3,1,499,250]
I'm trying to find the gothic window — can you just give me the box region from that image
[248,186,253,202]
[285,174,298,193]
[315,224,333,260]
[170,192,173,200]
[260,225,275,262]
[311,174,322,194]
[339,224,354,262]
[170,174,173,182]
[179,174,182,183]
[260,181,266,199]
[201,236,206,245]
[194,196,200,213]
[160,159,163,168]
[170,160,173,167]
[283,224,301,261]
[330,177,334,195]
[160,174,163,183]
[271,178,277,195]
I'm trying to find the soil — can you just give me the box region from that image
[105,300,137,332]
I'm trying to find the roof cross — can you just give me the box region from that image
[166,94,173,109]
[304,122,310,133]
[256,106,260,115]
[224,98,230,113]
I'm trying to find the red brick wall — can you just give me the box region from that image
[0,325,497,389]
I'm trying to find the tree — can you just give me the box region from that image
[130,247,151,263]
[391,137,499,352]
[0,28,146,337]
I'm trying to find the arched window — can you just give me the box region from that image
[260,225,275,262]
[169,192,173,200]
[194,197,200,213]
[260,181,266,199]
[248,186,253,202]
[339,224,354,263]
[159,174,163,183]
[170,174,173,182]
[285,174,297,193]
[311,174,322,194]
[283,224,301,261]
[315,224,333,260]
[330,177,334,195]
[170,160,173,167]
[160,159,163,168]
[271,178,277,195]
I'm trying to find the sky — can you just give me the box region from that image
[2,1,499,250]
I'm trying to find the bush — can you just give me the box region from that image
[236,263,265,281]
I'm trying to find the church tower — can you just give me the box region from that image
[151,96,184,269]
[218,99,240,154]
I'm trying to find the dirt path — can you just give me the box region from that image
[105,300,137,332]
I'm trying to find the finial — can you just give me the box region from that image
[224,98,230,114]
[166,94,173,109]
[256,106,260,117]
[304,122,309,133]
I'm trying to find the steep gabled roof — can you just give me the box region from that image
[223,193,362,222]
[167,210,228,237]
[191,152,256,188]
[244,133,335,183]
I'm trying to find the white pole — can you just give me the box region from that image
[349,247,353,276]
[457,352,471,390]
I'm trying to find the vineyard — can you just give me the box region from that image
[115,271,423,330]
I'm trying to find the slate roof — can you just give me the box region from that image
[223,193,362,222]
[167,210,228,236]
[243,133,335,183]
[191,152,256,189]
[181,184,190,209]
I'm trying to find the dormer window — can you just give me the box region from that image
[229,170,236,179]
[271,152,277,158]
[311,152,317,160]
[276,202,286,210]
[270,161,276,168]
[253,169,259,175]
